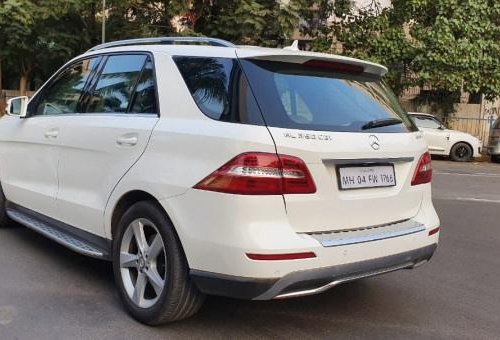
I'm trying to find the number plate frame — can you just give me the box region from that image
[336,164,396,190]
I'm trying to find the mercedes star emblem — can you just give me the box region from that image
[369,135,380,150]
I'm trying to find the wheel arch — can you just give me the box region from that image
[110,190,164,239]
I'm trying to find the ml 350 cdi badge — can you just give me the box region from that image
[0,37,439,325]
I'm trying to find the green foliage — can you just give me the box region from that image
[312,0,500,111]
[0,0,92,91]
[0,0,308,92]
[104,0,190,40]
[193,0,306,46]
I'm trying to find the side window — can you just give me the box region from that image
[414,116,442,129]
[32,57,101,116]
[129,58,157,114]
[86,54,148,113]
[174,56,264,125]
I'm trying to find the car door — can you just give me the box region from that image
[413,115,449,153]
[0,57,101,218]
[54,53,159,237]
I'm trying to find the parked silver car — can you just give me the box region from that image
[487,118,500,163]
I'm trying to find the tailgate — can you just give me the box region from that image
[270,127,426,232]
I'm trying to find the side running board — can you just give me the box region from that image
[6,203,111,260]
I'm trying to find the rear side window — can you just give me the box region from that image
[173,57,264,125]
[239,60,417,133]
[412,115,442,129]
[86,54,156,114]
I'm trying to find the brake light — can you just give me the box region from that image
[193,152,316,195]
[411,152,432,186]
[303,60,364,74]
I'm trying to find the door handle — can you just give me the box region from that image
[116,134,138,146]
[44,128,59,139]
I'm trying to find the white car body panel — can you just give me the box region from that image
[0,115,60,217]
[54,115,158,236]
[420,127,449,153]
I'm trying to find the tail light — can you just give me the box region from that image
[193,152,316,195]
[411,152,432,186]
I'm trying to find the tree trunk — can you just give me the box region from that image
[19,71,29,96]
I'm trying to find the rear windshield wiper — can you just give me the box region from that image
[361,118,403,130]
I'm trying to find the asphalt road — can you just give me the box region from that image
[0,160,499,339]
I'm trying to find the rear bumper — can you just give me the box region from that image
[191,243,437,300]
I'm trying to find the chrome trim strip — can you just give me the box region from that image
[274,262,415,299]
[323,157,414,165]
[307,220,426,248]
[27,113,157,118]
[7,209,105,258]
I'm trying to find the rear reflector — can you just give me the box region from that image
[428,227,440,236]
[411,152,432,186]
[193,152,316,195]
[303,60,364,74]
[246,252,316,261]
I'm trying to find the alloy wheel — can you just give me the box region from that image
[455,145,471,161]
[119,218,167,309]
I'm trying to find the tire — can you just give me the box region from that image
[450,142,473,162]
[112,201,205,325]
[492,155,500,164]
[0,184,13,227]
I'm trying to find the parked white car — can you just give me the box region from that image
[0,37,439,325]
[409,112,482,162]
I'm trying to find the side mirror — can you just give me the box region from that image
[6,96,29,118]
[438,124,446,130]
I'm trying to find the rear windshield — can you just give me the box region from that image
[240,60,417,133]
[174,56,416,133]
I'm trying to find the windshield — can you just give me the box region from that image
[240,59,417,133]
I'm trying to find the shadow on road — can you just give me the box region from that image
[5,221,417,335]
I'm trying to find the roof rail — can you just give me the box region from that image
[87,36,236,52]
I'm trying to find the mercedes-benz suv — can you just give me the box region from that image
[0,37,439,325]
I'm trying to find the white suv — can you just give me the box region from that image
[0,37,439,325]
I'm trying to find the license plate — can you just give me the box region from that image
[338,165,396,190]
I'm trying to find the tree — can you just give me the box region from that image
[103,0,190,40]
[311,0,500,114]
[193,0,310,46]
[0,0,314,95]
[0,0,92,94]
